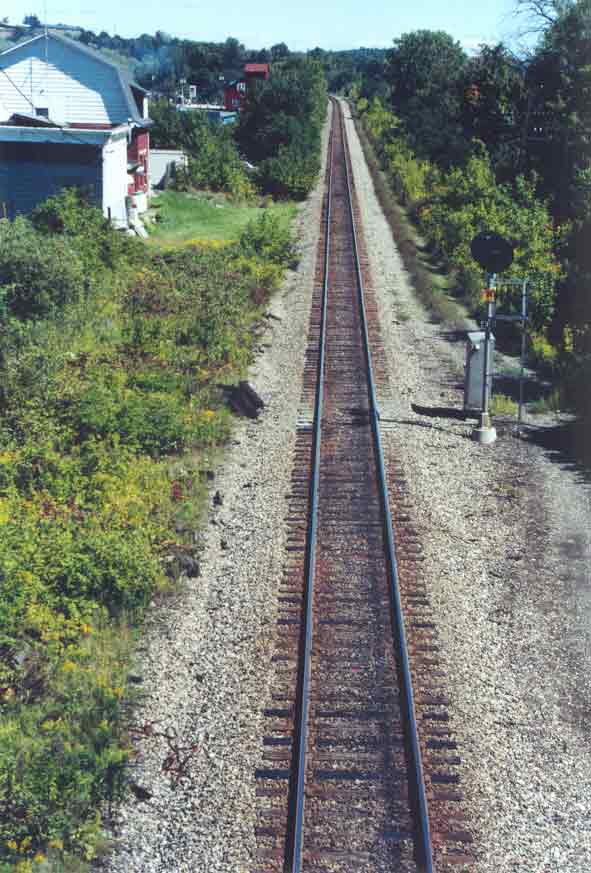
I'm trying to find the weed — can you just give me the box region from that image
[490,393,519,417]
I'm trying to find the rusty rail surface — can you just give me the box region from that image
[254,98,463,873]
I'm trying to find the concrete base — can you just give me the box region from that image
[472,424,497,444]
[472,412,497,444]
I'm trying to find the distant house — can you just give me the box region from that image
[0,32,151,227]
[224,78,246,112]
[224,62,270,111]
[244,63,270,86]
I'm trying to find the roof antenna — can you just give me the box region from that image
[43,0,49,63]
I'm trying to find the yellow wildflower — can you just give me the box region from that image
[6,840,17,850]
[48,839,64,850]
[33,853,46,864]
[62,660,76,672]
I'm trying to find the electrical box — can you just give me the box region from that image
[464,330,495,412]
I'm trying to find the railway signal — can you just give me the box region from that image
[469,232,515,444]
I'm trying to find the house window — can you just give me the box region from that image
[36,107,49,118]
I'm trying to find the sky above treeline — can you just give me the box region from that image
[4,0,529,53]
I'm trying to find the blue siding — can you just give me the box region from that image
[0,142,101,217]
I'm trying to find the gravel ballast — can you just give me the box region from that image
[106,100,591,873]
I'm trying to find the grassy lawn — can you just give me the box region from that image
[147,191,297,247]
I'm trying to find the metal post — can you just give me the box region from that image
[517,280,528,430]
[472,273,497,444]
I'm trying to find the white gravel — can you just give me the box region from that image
[105,99,591,873]
[104,109,332,873]
[341,99,591,872]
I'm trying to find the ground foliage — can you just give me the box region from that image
[0,191,295,869]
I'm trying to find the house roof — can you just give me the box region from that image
[8,111,58,127]
[244,63,269,74]
[0,32,149,125]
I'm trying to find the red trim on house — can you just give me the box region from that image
[68,122,116,129]
[127,128,150,195]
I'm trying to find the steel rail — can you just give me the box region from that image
[285,117,334,873]
[338,99,435,872]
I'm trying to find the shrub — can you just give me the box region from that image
[383,139,434,205]
[0,218,87,320]
[31,188,141,275]
[359,98,561,332]
[231,255,283,305]
[258,144,320,199]
[236,58,327,198]
[237,211,295,265]
[415,152,560,329]
[0,625,132,864]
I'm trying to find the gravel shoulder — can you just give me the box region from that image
[104,109,332,873]
[342,100,591,872]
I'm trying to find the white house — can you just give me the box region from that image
[0,32,151,227]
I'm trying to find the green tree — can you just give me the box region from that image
[270,42,290,61]
[460,44,527,178]
[386,30,467,163]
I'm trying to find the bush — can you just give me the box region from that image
[416,153,561,329]
[236,58,327,198]
[237,211,295,265]
[31,188,141,275]
[0,218,87,321]
[0,625,131,865]
[359,98,561,332]
[258,144,321,199]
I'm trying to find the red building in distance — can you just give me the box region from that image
[224,63,270,111]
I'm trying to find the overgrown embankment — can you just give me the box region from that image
[354,96,561,336]
[354,93,590,456]
[346,18,590,452]
[0,190,295,871]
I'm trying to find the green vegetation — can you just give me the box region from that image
[0,190,296,869]
[147,191,296,248]
[357,96,561,331]
[236,57,327,198]
[354,119,465,326]
[489,393,519,417]
[349,6,591,446]
[149,103,255,200]
[148,57,327,202]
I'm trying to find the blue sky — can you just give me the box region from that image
[4,0,524,52]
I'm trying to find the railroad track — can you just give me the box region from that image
[255,98,471,873]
